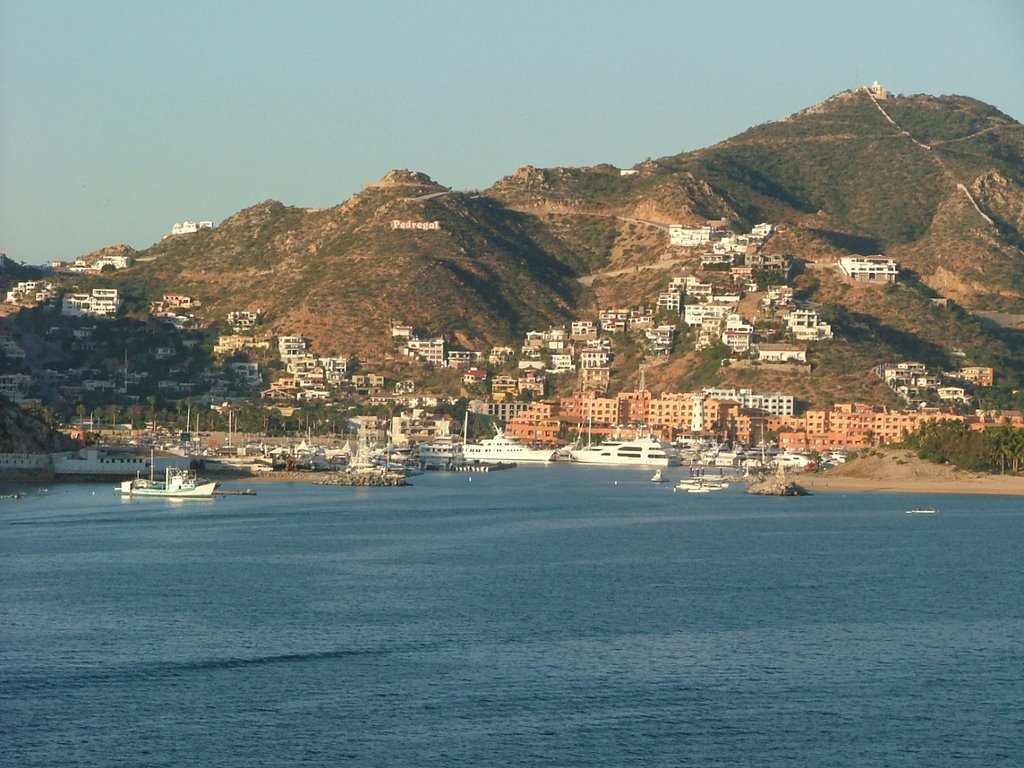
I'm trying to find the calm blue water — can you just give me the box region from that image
[2,465,1023,766]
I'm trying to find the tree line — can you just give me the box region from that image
[903,419,1024,474]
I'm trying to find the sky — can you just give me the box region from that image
[1,0,1022,266]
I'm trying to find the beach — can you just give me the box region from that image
[797,449,1024,496]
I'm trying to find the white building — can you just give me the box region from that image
[404,338,445,367]
[61,288,120,317]
[171,220,214,235]
[785,309,833,341]
[755,344,807,364]
[838,255,899,283]
[669,225,715,247]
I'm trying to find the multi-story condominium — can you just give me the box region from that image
[656,291,682,314]
[468,399,535,426]
[403,337,445,367]
[579,349,611,369]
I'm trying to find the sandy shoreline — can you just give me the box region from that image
[795,449,1024,496]
[796,473,1024,496]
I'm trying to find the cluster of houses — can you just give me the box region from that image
[874,362,995,406]
[5,282,126,319]
[5,280,57,307]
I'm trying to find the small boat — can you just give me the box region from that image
[651,469,665,483]
[905,507,939,515]
[118,467,218,498]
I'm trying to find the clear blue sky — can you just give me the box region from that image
[2,0,1022,265]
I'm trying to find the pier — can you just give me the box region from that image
[451,462,517,473]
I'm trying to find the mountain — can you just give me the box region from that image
[29,86,1024,404]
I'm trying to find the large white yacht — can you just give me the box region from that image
[569,435,681,467]
[462,428,557,464]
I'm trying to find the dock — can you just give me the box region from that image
[451,462,517,473]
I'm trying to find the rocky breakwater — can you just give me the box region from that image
[745,467,811,496]
[314,469,408,487]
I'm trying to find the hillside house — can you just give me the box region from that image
[599,309,629,333]
[171,221,213,235]
[462,367,489,387]
[669,225,716,247]
[278,335,311,359]
[722,316,754,353]
[571,321,598,340]
[488,346,515,365]
[785,309,832,340]
[838,255,899,283]
[756,344,807,364]
[645,325,676,355]
[684,303,732,327]
[958,366,994,387]
[491,375,518,400]
[446,350,480,368]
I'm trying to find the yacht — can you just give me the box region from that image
[462,428,557,464]
[417,436,464,470]
[569,435,681,467]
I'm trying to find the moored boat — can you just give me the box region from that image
[569,435,681,467]
[118,467,218,498]
[462,428,557,464]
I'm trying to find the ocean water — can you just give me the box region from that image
[2,465,1022,767]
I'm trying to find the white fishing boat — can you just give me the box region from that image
[462,428,557,464]
[118,466,218,498]
[569,435,681,468]
[905,507,939,515]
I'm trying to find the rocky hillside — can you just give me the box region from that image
[0,399,76,453]
[31,87,1024,402]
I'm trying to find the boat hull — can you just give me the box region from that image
[119,480,218,498]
